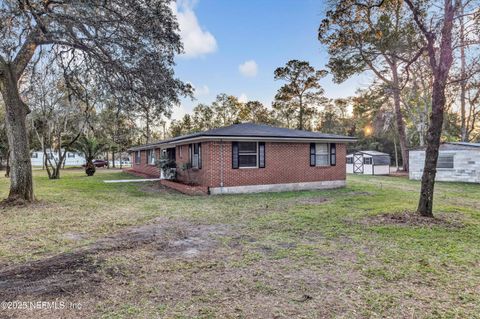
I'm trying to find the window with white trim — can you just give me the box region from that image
[363,157,372,165]
[67,152,75,158]
[192,143,201,169]
[147,149,156,165]
[135,151,140,164]
[232,142,265,169]
[315,143,330,166]
[238,142,257,168]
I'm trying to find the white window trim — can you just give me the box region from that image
[148,149,156,165]
[238,141,258,169]
[192,143,200,169]
[135,151,141,164]
[315,143,330,167]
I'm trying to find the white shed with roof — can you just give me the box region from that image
[346,150,391,175]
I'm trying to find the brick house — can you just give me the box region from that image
[127,123,356,194]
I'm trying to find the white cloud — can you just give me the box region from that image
[238,93,248,103]
[238,60,258,77]
[195,84,210,96]
[185,82,210,98]
[172,0,217,58]
[171,103,188,120]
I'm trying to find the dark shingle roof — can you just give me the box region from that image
[166,123,356,142]
[128,123,356,151]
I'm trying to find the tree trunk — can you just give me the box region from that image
[393,134,399,172]
[459,1,468,142]
[416,82,447,217]
[298,95,304,130]
[418,123,425,146]
[52,148,69,180]
[391,64,409,172]
[146,110,151,144]
[0,67,34,203]
[416,0,456,217]
[112,150,116,168]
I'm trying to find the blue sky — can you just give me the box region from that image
[171,0,372,120]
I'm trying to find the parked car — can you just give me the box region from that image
[82,159,108,168]
[93,159,108,167]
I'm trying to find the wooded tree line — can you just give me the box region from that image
[168,54,479,168]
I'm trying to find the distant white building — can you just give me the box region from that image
[30,150,86,167]
[109,159,132,167]
[409,142,480,183]
[346,150,391,175]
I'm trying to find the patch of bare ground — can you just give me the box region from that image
[0,252,103,300]
[346,191,372,196]
[296,196,329,205]
[0,199,50,210]
[388,171,408,177]
[0,217,229,302]
[138,182,174,193]
[360,211,465,228]
[89,239,367,319]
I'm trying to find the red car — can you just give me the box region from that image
[82,160,108,168]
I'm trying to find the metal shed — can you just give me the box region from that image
[346,151,391,175]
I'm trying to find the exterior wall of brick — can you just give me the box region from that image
[172,141,347,188]
[128,148,161,178]
[160,179,208,195]
[174,143,210,185]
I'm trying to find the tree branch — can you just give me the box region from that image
[13,30,40,79]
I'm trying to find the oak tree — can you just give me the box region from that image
[0,0,190,203]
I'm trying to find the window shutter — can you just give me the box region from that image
[189,144,192,165]
[232,142,239,169]
[310,143,316,166]
[259,142,265,168]
[198,143,202,169]
[330,143,336,166]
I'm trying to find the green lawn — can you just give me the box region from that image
[1,169,479,318]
